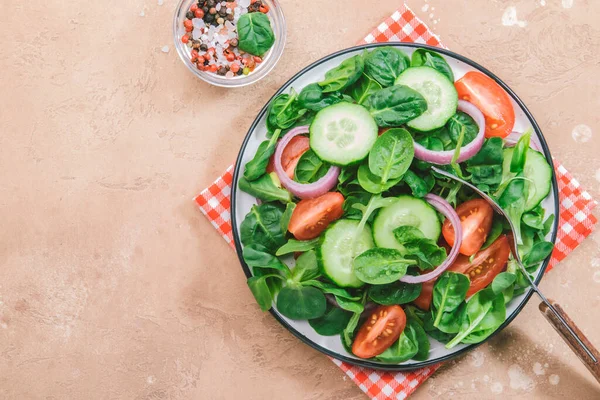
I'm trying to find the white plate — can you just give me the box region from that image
[231,43,559,370]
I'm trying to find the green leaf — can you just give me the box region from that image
[510,130,531,174]
[297,83,344,112]
[247,276,275,311]
[498,176,528,244]
[294,149,330,183]
[334,296,365,313]
[402,170,431,198]
[239,173,291,203]
[432,272,470,328]
[319,54,364,93]
[523,241,554,267]
[375,320,420,363]
[353,248,414,284]
[393,226,447,270]
[357,163,402,194]
[302,280,361,301]
[291,250,321,283]
[237,12,275,56]
[276,238,320,256]
[243,243,291,277]
[342,292,367,347]
[240,204,287,253]
[491,272,516,295]
[267,89,307,130]
[280,202,296,233]
[466,138,504,188]
[364,47,410,87]
[481,218,504,250]
[276,286,327,320]
[368,128,415,182]
[368,281,422,305]
[347,74,382,105]
[243,129,282,181]
[366,85,427,127]
[309,305,352,336]
[411,49,454,81]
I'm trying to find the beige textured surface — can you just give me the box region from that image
[1,0,600,398]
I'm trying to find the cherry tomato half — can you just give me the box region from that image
[442,199,494,256]
[352,305,407,359]
[413,235,511,309]
[287,192,344,240]
[455,71,515,138]
[266,135,310,180]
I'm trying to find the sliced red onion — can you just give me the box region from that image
[414,100,486,165]
[274,126,340,199]
[504,130,542,152]
[400,194,462,284]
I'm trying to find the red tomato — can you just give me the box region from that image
[287,192,344,240]
[266,136,310,180]
[455,71,515,138]
[352,305,407,359]
[442,199,494,256]
[413,235,511,309]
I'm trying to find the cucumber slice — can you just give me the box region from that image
[502,147,552,212]
[310,102,378,166]
[394,66,458,131]
[373,195,441,251]
[318,219,375,288]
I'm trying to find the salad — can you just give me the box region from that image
[238,46,555,363]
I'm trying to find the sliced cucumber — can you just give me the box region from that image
[394,66,458,131]
[318,219,375,288]
[502,147,552,212]
[310,102,378,166]
[373,195,441,251]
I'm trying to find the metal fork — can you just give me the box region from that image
[431,166,600,382]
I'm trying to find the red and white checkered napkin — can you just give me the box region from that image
[194,5,598,399]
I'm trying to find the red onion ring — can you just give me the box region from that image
[399,194,462,284]
[504,130,542,152]
[414,100,486,165]
[274,126,341,199]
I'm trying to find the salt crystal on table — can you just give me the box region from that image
[161,45,169,53]
[158,0,164,5]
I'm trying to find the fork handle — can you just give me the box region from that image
[539,300,600,383]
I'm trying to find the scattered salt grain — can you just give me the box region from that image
[549,374,560,385]
[140,9,145,17]
[593,258,600,268]
[238,0,250,7]
[422,4,429,12]
[469,350,485,367]
[544,363,549,368]
[491,382,503,394]
[216,3,221,11]
[502,6,527,28]
[533,362,545,376]
[226,71,234,78]
[508,364,535,392]
[158,0,164,5]
[562,0,573,9]
[593,271,600,283]
[571,124,592,143]
[429,13,434,18]
[226,8,232,14]
[192,18,205,29]
[161,45,170,53]
[192,29,202,40]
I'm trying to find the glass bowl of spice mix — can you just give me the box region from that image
[173,0,286,87]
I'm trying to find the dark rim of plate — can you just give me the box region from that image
[229,42,560,371]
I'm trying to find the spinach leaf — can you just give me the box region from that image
[376,320,420,363]
[523,241,554,267]
[491,272,516,303]
[466,137,504,188]
[510,130,531,174]
[368,281,422,305]
[338,165,358,186]
[267,89,307,130]
[446,288,506,348]
[353,248,414,284]
[352,195,397,249]
[347,74,382,105]
[366,85,427,127]
[411,49,454,82]
[243,129,282,181]
[240,204,286,253]
[302,280,361,301]
[432,272,470,328]
[497,176,528,244]
[290,250,321,283]
[334,297,365,313]
[276,285,327,320]
[543,214,555,237]
[411,319,431,361]
[406,305,455,343]
[342,192,371,220]
[393,226,447,270]
[297,83,343,112]
[481,218,503,250]
[364,47,410,87]
[447,112,478,145]
[402,170,432,198]
[295,149,330,183]
[368,128,415,182]
[342,292,367,347]
[280,202,295,233]
[309,304,353,336]
[276,238,320,256]
[237,12,275,56]
[357,163,402,194]
[243,243,291,277]
[247,275,279,311]
[522,205,545,230]
[319,54,364,93]
[239,173,291,203]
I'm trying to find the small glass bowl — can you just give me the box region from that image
[173,0,286,88]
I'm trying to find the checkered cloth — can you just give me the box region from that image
[194,5,598,399]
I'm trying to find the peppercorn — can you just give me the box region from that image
[226,13,234,21]
[207,0,215,6]
[192,40,201,49]
[229,38,238,47]
[218,7,227,16]
[216,17,224,25]
[200,43,208,51]
[204,13,214,22]
[202,6,209,13]
[217,66,227,75]
[186,11,194,19]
